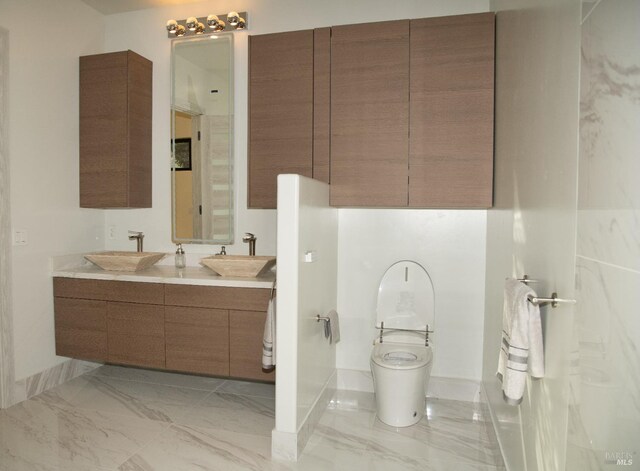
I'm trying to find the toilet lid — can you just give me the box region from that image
[376,260,435,331]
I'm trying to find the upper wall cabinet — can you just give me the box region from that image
[80,50,152,208]
[248,29,330,209]
[330,13,494,208]
[330,20,410,207]
[409,13,495,208]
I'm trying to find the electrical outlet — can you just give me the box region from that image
[13,230,28,246]
[108,225,116,240]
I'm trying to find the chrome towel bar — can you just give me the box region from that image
[516,274,577,308]
[527,293,576,308]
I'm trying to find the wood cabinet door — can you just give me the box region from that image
[409,13,495,208]
[330,20,410,207]
[248,30,314,208]
[229,310,275,382]
[107,302,165,368]
[54,297,107,362]
[165,306,229,376]
[80,50,152,208]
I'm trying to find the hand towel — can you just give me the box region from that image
[325,310,340,344]
[497,278,544,405]
[262,296,276,371]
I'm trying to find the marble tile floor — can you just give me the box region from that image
[0,365,505,470]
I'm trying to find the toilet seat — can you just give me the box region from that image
[371,342,432,370]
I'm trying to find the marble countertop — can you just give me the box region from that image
[51,254,275,289]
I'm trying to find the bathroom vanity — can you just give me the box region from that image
[52,265,275,383]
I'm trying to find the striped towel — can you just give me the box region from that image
[262,297,276,371]
[497,278,544,405]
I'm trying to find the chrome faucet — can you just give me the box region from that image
[242,232,256,256]
[128,231,144,252]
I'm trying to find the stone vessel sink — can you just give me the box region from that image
[84,251,166,272]
[200,255,276,278]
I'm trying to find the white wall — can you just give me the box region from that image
[0,0,106,381]
[484,1,581,470]
[275,175,338,459]
[337,210,487,381]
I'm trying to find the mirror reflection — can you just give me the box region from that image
[171,35,234,244]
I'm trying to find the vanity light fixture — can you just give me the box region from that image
[166,11,248,38]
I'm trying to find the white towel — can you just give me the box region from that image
[262,297,276,371]
[324,310,340,344]
[497,278,544,405]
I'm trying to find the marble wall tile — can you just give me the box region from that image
[568,257,640,468]
[569,0,640,468]
[577,0,640,272]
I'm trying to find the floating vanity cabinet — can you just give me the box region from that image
[330,21,411,207]
[54,278,274,383]
[79,50,152,208]
[408,13,495,208]
[230,310,275,382]
[248,29,331,208]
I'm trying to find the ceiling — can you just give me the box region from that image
[80,0,207,15]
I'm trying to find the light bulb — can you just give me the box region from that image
[195,22,205,34]
[186,16,198,31]
[227,11,240,26]
[207,14,220,29]
[166,19,178,33]
[234,17,246,30]
[175,25,186,37]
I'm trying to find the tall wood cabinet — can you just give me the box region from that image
[248,29,331,208]
[79,50,152,208]
[409,13,495,207]
[330,20,410,207]
[248,31,314,209]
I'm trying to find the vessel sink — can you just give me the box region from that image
[84,251,166,272]
[200,255,276,278]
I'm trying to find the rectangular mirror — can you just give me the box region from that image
[171,35,234,244]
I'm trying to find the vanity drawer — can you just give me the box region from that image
[165,284,270,312]
[54,278,109,300]
[107,301,165,368]
[165,306,229,376]
[54,278,164,304]
[54,297,107,362]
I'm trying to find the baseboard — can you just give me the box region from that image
[272,370,336,461]
[12,359,102,404]
[337,368,481,403]
[481,380,512,471]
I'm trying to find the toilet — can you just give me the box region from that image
[370,260,434,427]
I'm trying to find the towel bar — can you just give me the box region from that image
[527,292,576,308]
[316,314,330,323]
[516,275,539,285]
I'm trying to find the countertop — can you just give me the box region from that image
[51,254,275,289]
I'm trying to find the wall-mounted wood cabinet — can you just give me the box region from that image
[53,278,274,383]
[79,50,152,208]
[248,29,331,209]
[247,13,495,209]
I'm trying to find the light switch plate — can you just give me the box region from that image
[13,230,28,246]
